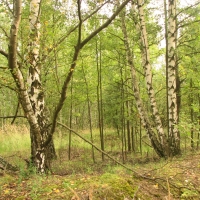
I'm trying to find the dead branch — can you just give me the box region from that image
[0,156,19,172]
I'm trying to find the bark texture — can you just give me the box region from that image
[27,0,56,172]
[8,0,47,173]
[120,7,166,158]
[167,0,180,155]
[136,0,168,155]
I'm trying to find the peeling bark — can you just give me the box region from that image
[27,0,56,172]
[135,0,168,155]
[119,6,166,158]
[167,0,180,155]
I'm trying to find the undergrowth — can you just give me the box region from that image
[1,124,200,199]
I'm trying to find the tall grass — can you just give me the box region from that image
[0,124,30,155]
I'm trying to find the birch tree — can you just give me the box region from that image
[167,0,180,155]
[3,0,132,173]
[27,0,57,168]
[135,0,168,153]
[119,4,166,158]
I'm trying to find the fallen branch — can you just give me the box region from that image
[0,115,26,119]
[0,156,19,172]
[57,121,191,196]
[57,121,143,178]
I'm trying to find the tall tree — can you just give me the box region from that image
[119,4,166,158]
[27,0,56,168]
[167,0,180,155]
[135,0,168,153]
[4,0,132,173]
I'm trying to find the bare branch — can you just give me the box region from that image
[41,1,109,61]
[0,83,16,91]
[47,0,131,146]
[77,0,82,46]
[2,0,13,15]
[0,115,26,119]
[80,0,131,48]
[57,121,140,176]
[0,49,8,58]
[0,25,9,39]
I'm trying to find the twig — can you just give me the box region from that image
[67,185,80,200]
[0,115,26,119]
[166,176,171,200]
[132,185,140,199]
[11,102,20,124]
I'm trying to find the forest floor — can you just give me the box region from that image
[1,126,200,199]
[1,150,200,200]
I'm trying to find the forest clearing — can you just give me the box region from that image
[0,0,200,199]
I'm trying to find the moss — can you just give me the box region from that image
[91,172,136,200]
[181,188,199,199]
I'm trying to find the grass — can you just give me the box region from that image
[0,124,30,154]
[1,124,200,199]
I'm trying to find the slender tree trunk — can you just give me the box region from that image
[96,39,104,161]
[120,67,126,163]
[164,0,169,138]
[126,100,131,151]
[190,79,194,149]
[139,118,142,155]
[68,79,73,160]
[167,0,180,155]
[197,94,200,150]
[82,65,95,163]
[136,0,168,153]
[131,125,135,152]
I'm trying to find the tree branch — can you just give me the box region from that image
[80,0,131,48]
[0,49,8,58]
[0,115,26,119]
[41,1,109,62]
[57,121,140,176]
[47,0,131,147]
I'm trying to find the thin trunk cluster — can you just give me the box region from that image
[119,6,166,158]
[119,0,181,157]
[136,0,168,153]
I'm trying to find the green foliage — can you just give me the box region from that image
[181,188,199,199]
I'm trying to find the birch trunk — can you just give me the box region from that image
[8,0,131,173]
[167,0,180,155]
[26,0,55,172]
[136,0,168,154]
[8,0,47,173]
[119,8,166,158]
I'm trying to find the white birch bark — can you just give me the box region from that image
[27,0,46,173]
[27,0,42,118]
[136,0,168,150]
[8,0,45,172]
[119,7,165,157]
[167,0,180,154]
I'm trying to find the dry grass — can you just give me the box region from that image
[0,124,30,155]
